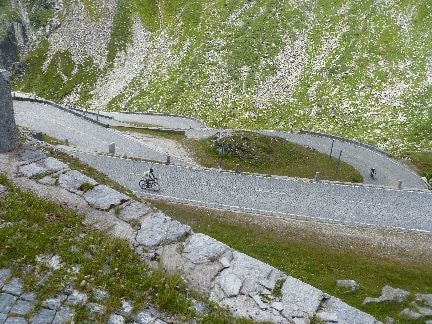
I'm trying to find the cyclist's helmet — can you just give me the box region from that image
[150,168,154,173]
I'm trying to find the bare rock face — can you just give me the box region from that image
[0,70,18,153]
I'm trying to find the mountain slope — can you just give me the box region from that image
[6,0,432,154]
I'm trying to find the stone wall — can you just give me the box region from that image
[0,70,18,153]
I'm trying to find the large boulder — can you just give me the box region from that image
[83,185,129,210]
[0,70,18,153]
[136,212,191,248]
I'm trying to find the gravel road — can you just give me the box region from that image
[13,101,189,165]
[72,152,432,233]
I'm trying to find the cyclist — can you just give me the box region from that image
[370,168,376,179]
[143,168,156,188]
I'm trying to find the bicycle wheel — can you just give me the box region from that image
[151,182,161,192]
[139,180,147,190]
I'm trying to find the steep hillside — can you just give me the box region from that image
[5,0,432,154]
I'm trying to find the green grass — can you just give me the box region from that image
[0,175,250,323]
[184,131,363,183]
[402,152,432,183]
[112,126,186,142]
[42,133,66,146]
[150,199,432,324]
[126,121,163,128]
[13,41,101,109]
[78,181,95,192]
[29,9,54,29]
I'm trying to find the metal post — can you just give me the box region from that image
[97,111,99,122]
[235,164,240,174]
[109,143,115,154]
[314,172,320,182]
[398,180,402,190]
[329,139,335,159]
[336,150,342,173]
[166,155,171,165]
[65,139,69,146]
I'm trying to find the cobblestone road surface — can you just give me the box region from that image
[186,129,427,189]
[14,101,188,165]
[15,100,426,189]
[72,152,432,233]
[14,100,431,232]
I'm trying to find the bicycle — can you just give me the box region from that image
[139,178,161,192]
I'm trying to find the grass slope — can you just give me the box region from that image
[0,0,17,38]
[151,199,432,324]
[0,175,251,323]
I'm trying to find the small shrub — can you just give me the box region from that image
[273,278,285,298]
[78,182,94,192]
[129,219,141,230]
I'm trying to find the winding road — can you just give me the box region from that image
[13,99,432,233]
[14,101,188,165]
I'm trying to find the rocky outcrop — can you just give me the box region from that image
[363,286,409,305]
[0,70,18,153]
[0,21,27,71]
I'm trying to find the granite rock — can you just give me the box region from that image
[107,314,125,324]
[2,278,23,296]
[18,163,47,178]
[0,293,16,313]
[322,296,379,324]
[336,279,359,292]
[29,308,56,323]
[4,317,27,324]
[363,285,409,305]
[58,170,97,193]
[281,276,323,320]
[42,158,68,172]
[10,299,34,315]
[83,185,129,210]
[118,201,152,222]
[399,308,422,320]
[66,290,87,306]
[136,212,191,247]
[316,311,338,322]
[52,306,74,324]
[18,149,47,162]
[0,269,11,288]
[415,293,432,307]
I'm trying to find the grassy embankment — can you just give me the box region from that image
[150,199,432,324]
[184,131,363,183]
[401,152,432,184]
[0,175,251,323]
[113,126,363,182]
